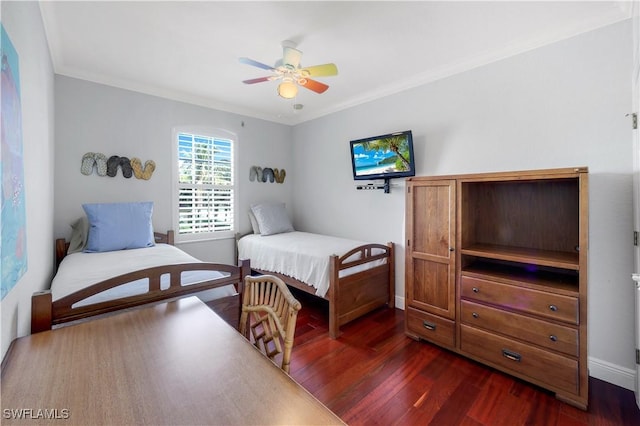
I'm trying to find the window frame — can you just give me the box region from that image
[171,126,238,243]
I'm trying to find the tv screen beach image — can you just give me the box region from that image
[351,133,413,178]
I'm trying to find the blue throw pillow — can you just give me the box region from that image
[83,202,155,252]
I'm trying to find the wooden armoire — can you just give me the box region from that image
[405,167,588,409]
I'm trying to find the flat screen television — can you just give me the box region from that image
[350,130,416,181]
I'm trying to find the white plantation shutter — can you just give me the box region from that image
[176,132,235,239]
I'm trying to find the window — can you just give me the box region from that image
[173,128,236,242]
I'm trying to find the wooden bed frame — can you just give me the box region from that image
[237,234,395,338]
[31,230,251,333]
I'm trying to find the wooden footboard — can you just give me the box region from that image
[252,242,395,339]
[32,260,250,333]
[328,242,395,338]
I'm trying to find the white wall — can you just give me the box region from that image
[292,21,635,389]
[54,76,292,264]
[0,2,55,359]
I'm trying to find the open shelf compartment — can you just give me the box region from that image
[460,243,579,270]
[461,258,580,294]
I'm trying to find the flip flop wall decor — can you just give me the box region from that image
[81,152,108,176]
[81,153,156,180]
[249,166,286,183]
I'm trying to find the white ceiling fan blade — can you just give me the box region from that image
[283,46,302,68]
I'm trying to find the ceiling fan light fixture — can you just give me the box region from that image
[240,44,338,99]
[277,80,298,99]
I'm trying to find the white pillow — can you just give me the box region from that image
[67,216,89,254]
[250,202,294,236]
[248,210,261,234]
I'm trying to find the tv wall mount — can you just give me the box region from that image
[356,178,391,193]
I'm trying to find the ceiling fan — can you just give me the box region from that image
[239,41,338,99]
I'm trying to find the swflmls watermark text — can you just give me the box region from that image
[3,408,70,420]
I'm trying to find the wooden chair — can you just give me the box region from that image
[239,275,302,373]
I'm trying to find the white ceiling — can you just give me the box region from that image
[39,1,632,126]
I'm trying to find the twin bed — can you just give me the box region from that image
[32,202,395,339]
[238,231,394,338]
[31,230,250,333]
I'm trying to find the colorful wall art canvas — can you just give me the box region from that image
[1,24,27,300]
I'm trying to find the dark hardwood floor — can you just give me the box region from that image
[288,289,640,426]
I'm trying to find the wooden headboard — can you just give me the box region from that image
[55,230,176,268]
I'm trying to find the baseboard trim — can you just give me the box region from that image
[588,356,636,391]
[395,295,405,310]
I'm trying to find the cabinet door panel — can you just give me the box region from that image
[406,180,456,319]
[411,258,451,313]
[412,184,453,257]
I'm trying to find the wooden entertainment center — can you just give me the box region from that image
[405,167,588,409]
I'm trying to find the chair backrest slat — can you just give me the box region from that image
[239,275,302,373]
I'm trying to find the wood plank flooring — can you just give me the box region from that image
[288,289,640,426]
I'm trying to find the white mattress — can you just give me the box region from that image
[237,231,386,297]
[51,244,236,307]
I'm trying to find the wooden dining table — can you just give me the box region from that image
[1,296,345,425]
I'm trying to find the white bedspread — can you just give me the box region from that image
[51,244,235,307]
[237,231,386,298]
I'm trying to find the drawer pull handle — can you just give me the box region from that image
[549,304,558,312]
[422,321,436,331]
[502,349,522,362]
[549,335,557,342]
[472,287,479,293]
[472,312,479,319]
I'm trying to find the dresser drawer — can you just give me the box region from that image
[406,307,455,349]
[460,300,578,356]
[460,275,579,325]
[460,324,578,394]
